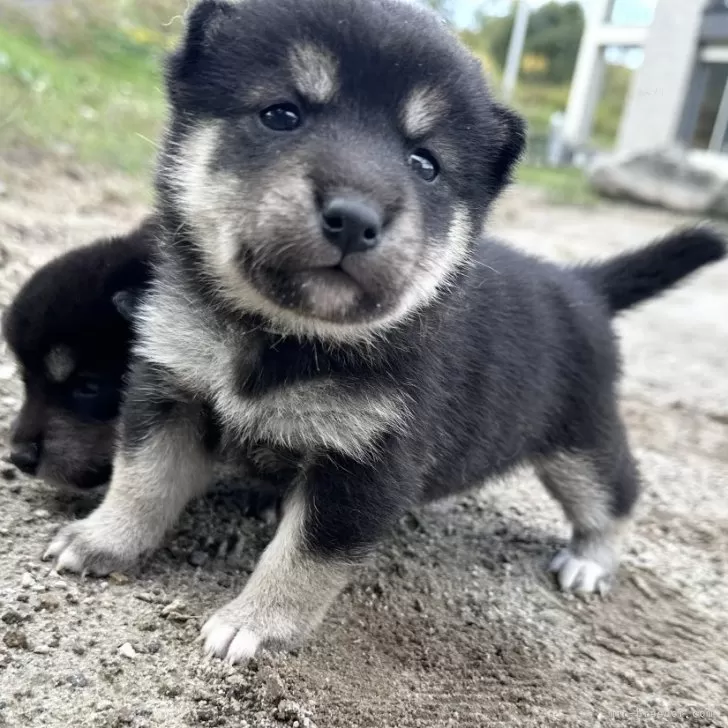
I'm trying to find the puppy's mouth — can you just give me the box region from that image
[243,252,386,324]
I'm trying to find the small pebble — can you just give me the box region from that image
[276,700,301,721]
[109,572,130,585]
[1,610,22,625]
[161,598,186,617]
[32,509,50,519]
[118,642,136,660]
[3,630,29,650]
[20,573,35,589]
[264,673,286,703]
[33,645,50,655]
[159,683,181,698]
[188,550,208,567]
[38,595,60,611]
[67,672,89,688]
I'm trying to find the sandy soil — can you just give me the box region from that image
[0,157,726,728]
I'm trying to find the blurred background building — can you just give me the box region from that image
[563,0,728,157]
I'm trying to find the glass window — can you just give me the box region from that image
[609,0,657,27]
[692,63,728,149]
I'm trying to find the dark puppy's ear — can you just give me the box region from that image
[104,246,153,324]
[166,0,238,111]
[491,102,526,192]
[112,289,144,323]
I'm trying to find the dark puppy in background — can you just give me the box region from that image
[45,0,726,664]
[2,218,156,490]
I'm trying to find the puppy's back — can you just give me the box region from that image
[3,217,158,370]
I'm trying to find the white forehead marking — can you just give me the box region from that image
[401,86,447,138]
[289,43,339,104]
[45,346,75,383]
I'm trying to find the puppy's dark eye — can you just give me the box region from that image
[409,149,439,182]
[260,103,302,131]
[73,379,102,400]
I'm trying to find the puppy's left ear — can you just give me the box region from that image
[166,0,238,112]
[491,103,526,193]
[112,289,145,323]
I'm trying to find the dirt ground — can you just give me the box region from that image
[0,156,726,728]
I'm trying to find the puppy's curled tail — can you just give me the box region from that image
[579,226,727,315]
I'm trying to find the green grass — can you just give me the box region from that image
[0,4,610,208]
[0,12,170,175]
[515,165,598,206]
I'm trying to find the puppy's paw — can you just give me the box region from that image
[201,616,263,664]
[200,601,301,665]
[43,517,143,576]
[549,548,613,595]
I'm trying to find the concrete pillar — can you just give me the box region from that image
[561,0,614,153]
[616,0,708,153]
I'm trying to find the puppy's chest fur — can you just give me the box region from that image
[136,282,409,459]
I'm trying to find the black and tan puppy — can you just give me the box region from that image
[45,0,726,664]
[2,218,157,489]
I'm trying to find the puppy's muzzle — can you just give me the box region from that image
[8,440,41,475]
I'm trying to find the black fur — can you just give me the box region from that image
[579,227,726,313]
[2,218,157,488]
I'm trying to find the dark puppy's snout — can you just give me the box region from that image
[9,440,41,475]
[321,198,382,256]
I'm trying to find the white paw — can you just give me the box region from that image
[201,615,262,664]
[199,596,307,665]
[43,516,143,576]
[549,548,612,595]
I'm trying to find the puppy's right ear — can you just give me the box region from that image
[166,0,237,111]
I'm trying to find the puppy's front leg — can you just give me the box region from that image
[45,363,212,575]
[202,447,412,663]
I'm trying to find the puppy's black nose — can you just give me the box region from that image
[9,441,41,475]
[322,198,382,255]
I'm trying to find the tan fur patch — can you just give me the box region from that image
[45,346,75,383]
[401,86,448,138]
[289,43,339,104]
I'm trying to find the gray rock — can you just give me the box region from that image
[3,630,29,650]
[589,147,728,217]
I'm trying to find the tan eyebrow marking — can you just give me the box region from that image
[400,86,448,138]
[289,43,339,104]
[45,345,75,383]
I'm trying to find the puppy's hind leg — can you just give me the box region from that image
[533,428,639,595]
